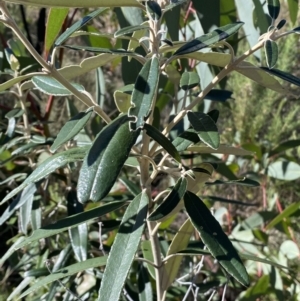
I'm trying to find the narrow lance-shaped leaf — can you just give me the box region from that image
[173,22,244,56]
[45,8,69,52]
[146,0,162,21]
[12,201,126,251]
[129,56,160,130]
[0,183,36,226]
[266,161,300,181]
[184,191,249,286]
[19,256,108,299]
[50,108,93,152]
[114,24,149,38]
[187,111,220,150]
[77,115,140,203]
[161,219,194,291]
[32,75,85,96]
[267,0,280,19]
[260,67,300,87]
[69,223,88,262]
[55,8,108,46]
[266,202,300,230]
[148,177,187,221]
[144,123,181,162]
[138,264,153,301]
[268,139,300,157]
[62,44,136,56]
[98,191,148,301]
[0,146,89,205]
[264,40,278,69]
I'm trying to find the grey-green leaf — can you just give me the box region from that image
[1,147,89,205]
[69,223,88,262]
[267,0,280,19]
[187,111,220,150]
[173,22,244,56]
[128,56,160,130]
[0,183,36,226]
[172,128,200,152]
[77,115,140,203]
[146,1,162,21]
[180,71,200,90]
[260,67,300,87]
[98,191,148,301]
[148,177,187,221]
[50,108,93,152]
[32,75,85,96]
[13,201,126,251]
[264,40,278,69]
[144,123,181,162]
[184,191,249,287]
[114,24,149,37]
[19,256,107,299]
[55,8,108,46]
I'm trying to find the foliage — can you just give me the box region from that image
[0,1,300,301]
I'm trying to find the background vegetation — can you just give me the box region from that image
[0,0,300,300]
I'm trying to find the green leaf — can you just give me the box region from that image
[141,240,156,279]
[114,84,134,113]
[77,115,140,203]
[114,24,149,37]
[62,45,136,56]
[172,128,200,152]
[19,186,35,234]
[287,0,299,24]
[173,22,244,56]
[184,191,249,286]
[267,0,280,19]
[148,177,187,221]
[5,108,24,119]
[206,178,260,187]
[237,62,287,94]
[32,75,85,96]
[187,111,220,150]
[129,56,160,130]
[203,196,257,207]
[260,67,300,87]
[266,202,300,230]
[98,191,148,301]
[146,1,162,21]
[266,160,300,181]
[0,180,36,225]
[180,71,200,90]
[138,264,153,301]
[55,8,108,46]
[19,256,107,299]
[13,202,126,251]
[187,144,253,156]
[264,40,278,69]
[161,219,194,291]
[144,123,181,163]
[45,8,69,52]
[50,108,93,152]
[269,139,300,157]
[0,146,89,205]
[69,223,88,262]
